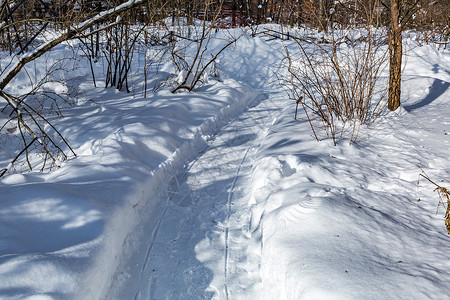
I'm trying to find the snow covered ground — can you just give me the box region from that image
[0,26,449,300]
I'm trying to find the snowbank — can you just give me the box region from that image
[0,72,262,299]
[1,24,449,300]
[248,39,450,299]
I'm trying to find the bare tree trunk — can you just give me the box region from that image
[388,0,402,111]
[319,0,326,31]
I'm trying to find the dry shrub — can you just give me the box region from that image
[284,26,389,145]
[170,0,238,93]
[419,172,450,234]
[0,89,76,177]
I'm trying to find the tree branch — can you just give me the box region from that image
[0,0,146,91]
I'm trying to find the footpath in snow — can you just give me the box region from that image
[0,26,450,300]
[0,29,281,299]
[110,33,450,299]
[120,91,279,299]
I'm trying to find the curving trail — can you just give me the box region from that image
[132,92,282,299]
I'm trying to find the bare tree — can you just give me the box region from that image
[382,0,442,111]
[387,0,402,111]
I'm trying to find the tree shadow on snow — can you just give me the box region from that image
[404,78,449,112]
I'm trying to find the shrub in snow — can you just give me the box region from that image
[283,26,389,145]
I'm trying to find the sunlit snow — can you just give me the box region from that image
[0,25,449,300]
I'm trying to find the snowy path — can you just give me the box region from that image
[132,92,281,299]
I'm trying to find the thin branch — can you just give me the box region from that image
[0,137,37,178]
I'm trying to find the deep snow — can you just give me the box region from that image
[0,25,449,300]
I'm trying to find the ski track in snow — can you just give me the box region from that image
[132,91,282,299]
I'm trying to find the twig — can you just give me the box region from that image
[419,172,450,234]
[0,137,37,178]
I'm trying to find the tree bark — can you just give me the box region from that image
[388,0,402,111]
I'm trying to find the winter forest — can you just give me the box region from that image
[0,0,449,299]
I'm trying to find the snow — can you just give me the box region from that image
[0,25,450,300]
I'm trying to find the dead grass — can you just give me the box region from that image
[419,171,450,234]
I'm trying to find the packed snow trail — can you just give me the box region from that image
[131,91,282,299]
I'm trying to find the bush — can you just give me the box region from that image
[283,26,389,145]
